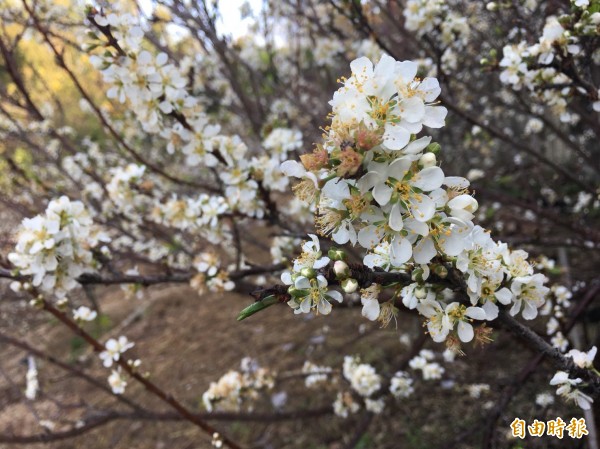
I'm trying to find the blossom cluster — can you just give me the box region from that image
[8,196,109,298]
[550,344,596,410]
[281,55,551,346]
[202,358,274,412]
[191,251,235,294]
[86,9,295,224]
[403,0,470,72]
[498,5,600,122]
[280,235,343,315]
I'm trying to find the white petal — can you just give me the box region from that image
[423,106,447,128]
[373,183,393,206]
[295,277,311,289]
[323,178,350,201]
[317,275,328,287]
[458,321,474,342]
[419,77,441,102]
[409,194,436,222]
[397,60,417,83]
[383,123,411,150]
[318,299,332,315]
[412,167,445,191]
[389,203,404,231]
[280,160,306,177]
[482,301,499,320]
[522,301,539,320]
[281,272,292,285]
[413,237,436,264]
[443,176,470,189]
[404,218,429,236]
[313,257,330,269]
[466,306,487,320]
[299,298,312,313]
[358,225,383,249]
[350,57,373,77]
[332,226,350,244]
[495,287,512,305]
[357,171,382,193]
[390,237,412,265]
[327,290,343,303]
[404,136,432,154]
[361,298,380,321]
[388,157,412,180]
[400,96,425,123]
[364,253,387,269]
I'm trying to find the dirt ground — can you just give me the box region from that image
[0,279,593,449]
[0,282,395,449]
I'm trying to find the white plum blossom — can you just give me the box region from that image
[390,371,414,398]
[343,356,382,398]
[536,392,555,407]
[8,196,108,298]
[360,284,381,321]
[108,369,127,395]
[73,306,98,322]
[566,346,597,369]
[417,300,486,343]
[99,336,135,368]
[550,371,594,410]
[509,274,549,320]
[333,391,360,418]
[202,360,274,412]
[24,357,39,400]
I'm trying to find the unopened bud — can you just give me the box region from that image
[341,278,359,293]
[433,265,448,278]
[333,260,350,279]
[486,2,497,11]
[328,248,346,261]
[300,267,317,278]
[29,297,44,309]
[412,268,424,282]
[414,287,427,300]
[419,152,437,168]
[426,142,441,155]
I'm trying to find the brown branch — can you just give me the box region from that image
[37,298,245,449]
[0,406,333,444]
[0,331,143,412]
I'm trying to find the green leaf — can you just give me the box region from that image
[237,296,279,321]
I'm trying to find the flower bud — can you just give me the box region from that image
[486,2,497,11]
[29,297,44,309]
[328,248,346,261]
[414,287,427,300]
[411,267,424,282]
[426,142,441,155]
[433,265,448,278]
[333,260,350,279]
[300,267,317,278]
[419,152,437,168]
[341,278,359,293]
